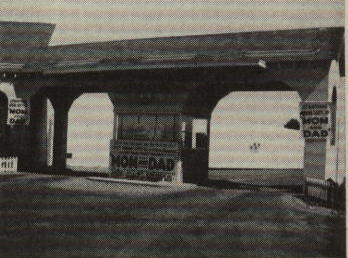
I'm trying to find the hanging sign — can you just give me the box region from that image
[300,102,331,139]
[7,98,30,126]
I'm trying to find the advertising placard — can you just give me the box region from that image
[7,98,30,126]
[110,140,179,177]
[300,102,331,139]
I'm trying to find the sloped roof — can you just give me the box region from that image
[0,21,344,74]
[0,21,55,65]
[36,27,346,74]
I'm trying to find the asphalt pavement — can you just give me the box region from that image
[0,172,345,257]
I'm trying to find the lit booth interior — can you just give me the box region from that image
[109,92,209,183]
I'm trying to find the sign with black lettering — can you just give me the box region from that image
[300,102,331,139]
[7,98,30,126]
[111,155,175,172]
[110,140,178,175]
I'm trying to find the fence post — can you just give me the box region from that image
[327,182,331,208]
[333,182,339,210]
[304,178,308,203]
[14,157,18,172]
[0,157,3,172]
[305,183,307,197]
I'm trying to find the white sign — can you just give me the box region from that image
[110,140,179,175]
[7,98,30,126]
[300,102,331,139]
[0,156,18,173]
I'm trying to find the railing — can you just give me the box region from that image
[304,177,345,210]
[0,156,18,173]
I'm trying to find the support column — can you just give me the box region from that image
[298,60,344,183]
[0,80,44,171]
[49,92,79,172]
[28,93,48,170]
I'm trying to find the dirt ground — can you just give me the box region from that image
[0,172,345,257]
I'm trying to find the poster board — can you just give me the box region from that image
[7,98,30,126]
[110,140,179,178]
[300,102,331,140]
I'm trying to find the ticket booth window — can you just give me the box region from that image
[196,133,208,149]
[180,118,192,148]
[156,115,176,141]
[192,119,208,149]
[179,118,208,149]
[120,114,156,140]
[118,114,178,142]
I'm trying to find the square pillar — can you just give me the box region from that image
[181,116,209,183]
[299,60,345,183]
[48,92,80,172]
[28,93,48,170]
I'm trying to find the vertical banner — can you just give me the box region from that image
[300,102,331,139]
[7,98,30,126]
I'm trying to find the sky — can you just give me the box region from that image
[1,0,344,45]
[2,0,345,168]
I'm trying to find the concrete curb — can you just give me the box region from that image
[87,176,196,188]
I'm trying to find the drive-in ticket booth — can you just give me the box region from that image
[109,92,209,183]
[110,113,181,182]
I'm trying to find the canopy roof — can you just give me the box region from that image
[0,21,344,74]
[0,21,55,67]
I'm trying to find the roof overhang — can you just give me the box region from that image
[0,23,344,76]
[40,58,267,75]
[0,21,55,66]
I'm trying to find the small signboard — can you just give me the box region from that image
[7,98,30,126]
[300,102,331,139]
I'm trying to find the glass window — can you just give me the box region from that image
[120,114,156,141]
[119,114,177,142]
[192,119,208,149]
[155,115,177,141]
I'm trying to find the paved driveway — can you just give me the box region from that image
[0,173,345,257]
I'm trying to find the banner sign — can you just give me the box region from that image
[300,102,331,139]
[110,140,179,175]
[7,98,30,126]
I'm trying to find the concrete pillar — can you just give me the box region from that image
[27,93,48,170]
[0,82,15,150]
[0,91,8,155]
[298,60,345,183]
[181,116,210,183]
[0,81,30,171]
[49,92,79,171]
[52,106,69,170]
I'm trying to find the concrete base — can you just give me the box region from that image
[87,176,196,188]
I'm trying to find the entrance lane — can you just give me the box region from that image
[0,173,344,257]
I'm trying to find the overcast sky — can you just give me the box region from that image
[2,1,344,168]
[1,0,344,45]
